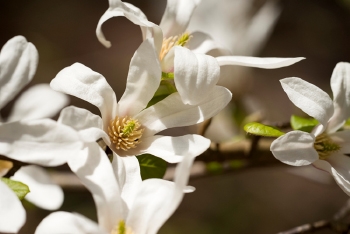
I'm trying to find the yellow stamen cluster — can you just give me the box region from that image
[108,116,144,151]
[314,133,341,160]
[159,32,192,61]
[111,220,134,234]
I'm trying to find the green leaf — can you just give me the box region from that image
[1,178,30,200]
[229,160,248,169]
[146,80,177,108]
[344,117,350,128]
[290,115,318,132]
[137,154,167,180]
[244,122,285,137]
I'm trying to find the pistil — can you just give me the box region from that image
[314,133,341,160]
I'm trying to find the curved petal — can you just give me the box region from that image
[7,84,69,122]
[96,0,163,53]
[0,36,38,109]
[136,86,231,137]
[314,154,350,197]
[187,31,229,55]
[58,106,109,144]
[216,56,304,69]
[270,131,319,166]
[173,46,220,105]
[111,155,142,213]
[0,119,83,166]
[118,39,161,117]
[35,211,105,234]
[0,180,26,233]
[328,62,350,133]
[67,143,123,231]
[133,134,210,163]
[159,0,201,38]
[280,77,334,127]
[12,165,63,210]
[51,63,117,130]
[127,147,198,234]
[331,130,350,153]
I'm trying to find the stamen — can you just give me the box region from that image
[111,220,133,234]
[314,133,341,160]
[108,116,144,151]
[159,32,192,61]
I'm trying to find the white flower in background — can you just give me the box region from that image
[96,0,303,105]
[271,62,350,196]
[35,138,203,234]
[0,35,69,210]
[50,38,229,163]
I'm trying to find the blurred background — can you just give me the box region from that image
[1,0,350,233]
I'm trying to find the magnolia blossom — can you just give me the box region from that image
[96,0,304,105]
[35,134,205,234]
[271,62,350,195]
[50,38,230,163]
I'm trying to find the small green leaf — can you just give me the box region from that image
[1,178,30,200]
[206,162,223,174]
[229,160,248,169]
[344,118,350,128]
[146,80,177,108]
[137,154,167,180]
[244,122,285,137]
[290,115,318,132]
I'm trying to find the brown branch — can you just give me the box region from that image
[199,118,213,136]
[0,155,30,178]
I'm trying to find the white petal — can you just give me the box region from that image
[0,180,26,233]
[111,155,142,213]
[270,131,319,166]
[328,62,350,133]
[7,84,69,122]
[0,119,83,166]
[127,148,198,234]
[280,77,334,127]
[118,39,161,117]
[58,106,109,144]
[187,31,228,55]
[35,211,105,234]
[0,36,38,109]
[67,143,123,231]
[51,63,118,130]
[135,134,210,163]
[12,165,63,210]
[96,1,163,53]
[331,130,350,153]
[314,154,350,197]
[173,46,220,105]
[136,86,231,137]
[216,56,304,69]
[159,0,201,38]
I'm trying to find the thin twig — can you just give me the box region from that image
[199,118,213,136]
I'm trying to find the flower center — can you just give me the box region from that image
[111,220,133,234]
[108,116,144,151]
[159,32,192,61]
[314,133,341,160]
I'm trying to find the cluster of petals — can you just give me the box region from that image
[271,62,350,196]
[35,136,202,234]
[96,0,304,106]
[50,38,224,163]
[0,36,77,233]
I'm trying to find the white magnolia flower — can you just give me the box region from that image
[35,138,203,234]
[0,36,69,210]
[96,0,304,105]
[271,62,350,196]
[50,38,230,163]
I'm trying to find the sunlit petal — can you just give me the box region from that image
[136,86,231,137]
[12,165,64,210]
[7,84,69,122]
[0,180,25,233]
[0,36,38,109]
[271,131,319,166]
[51,63,118,130]
[118,39,161,117]
[280,77,334,127]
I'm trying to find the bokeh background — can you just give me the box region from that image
[1,0,350,233]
